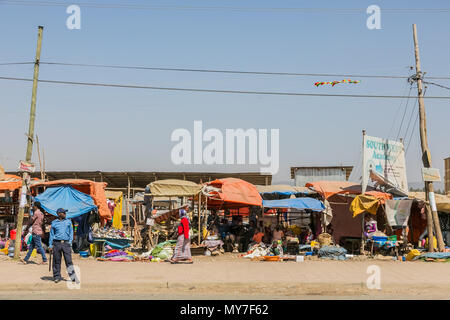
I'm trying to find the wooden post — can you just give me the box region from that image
[361,212,366,254]
[126,175,131,228]
[36,135,44,180]
[14,26,44,260]
[412,24,445,252]
[198,193,201,244]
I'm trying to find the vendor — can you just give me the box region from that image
[272,225,284,242]
[269,240,283,256]
[252,227,264,244]
[364,214,377,239]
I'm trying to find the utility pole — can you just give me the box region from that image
[412,24,445,252]
[13,26,44,259]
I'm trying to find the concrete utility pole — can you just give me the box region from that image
[412,24,445,252]
[13,26,44,259]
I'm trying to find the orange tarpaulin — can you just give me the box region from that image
[32,179,111,223]
[305,181,392,203]
[203,178,262,209]
[0,174,23,191]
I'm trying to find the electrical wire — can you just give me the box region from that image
[2,1,450,13]
[387,82,410,139]
[38,62,450,80]
[423,81,450,90]
[0,62,33,66]
[2,75,450,99]
[405,87,427,155]
[395,86,413,141]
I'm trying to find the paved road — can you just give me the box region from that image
[1,254,449,299]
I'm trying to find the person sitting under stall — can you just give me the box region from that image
[269,240,283,256]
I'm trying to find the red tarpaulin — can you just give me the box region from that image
[305,180,392,203]
[203,178,262,209]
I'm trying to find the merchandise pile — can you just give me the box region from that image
[97,249,135,262]
[139,240,176,262]
[93,227,133,240]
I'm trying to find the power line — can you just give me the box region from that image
[405,88,427,155]
[0,62,33,66]
[2,1,450,13]
[35,62,450,80]
[395,86,413,141]
[387,82,410,139]
[2,75,450,99]
[423,81,450,90]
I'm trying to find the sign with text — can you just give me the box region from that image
[362,135,408,194]
[421,167,441,182]
[18,161,35,173]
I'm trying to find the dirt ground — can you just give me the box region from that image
[1,252,449,300]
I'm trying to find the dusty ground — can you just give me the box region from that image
[0,252,449,299]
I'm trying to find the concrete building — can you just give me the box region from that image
[290,166,353,187]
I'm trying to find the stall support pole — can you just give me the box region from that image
[361,212,366,254]
[198,193,202,244]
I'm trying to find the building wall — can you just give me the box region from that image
[294,167,347,187]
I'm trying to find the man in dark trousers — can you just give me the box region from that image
[49,208,77,283]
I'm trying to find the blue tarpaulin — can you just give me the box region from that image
[262,198,325,212]
[35,185,98,219]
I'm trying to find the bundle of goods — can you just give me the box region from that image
[204,236,224,256]
[97,249,135,262]
[93,228,133,240]
[413,252,450,262]
[242,243,269,259]
[149,240,176,261]
[318,245,348,260]
[317,233,332,247]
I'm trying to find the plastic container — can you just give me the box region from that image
[406,249,421,261]
[305,252,313,256]
[295,256,304,262]
[79,251,89,258]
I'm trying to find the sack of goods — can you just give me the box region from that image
[318,233,332,247]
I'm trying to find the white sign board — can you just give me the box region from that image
[421,167,441,182]
[18,161,35,173]
[362,135,408,194]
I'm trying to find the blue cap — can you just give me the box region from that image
[56,208,68,214]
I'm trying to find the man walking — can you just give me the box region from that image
[21,202,47,265]
[49,208,77,283]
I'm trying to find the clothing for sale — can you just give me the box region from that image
[49,218,74,248]
[72,212,90,237]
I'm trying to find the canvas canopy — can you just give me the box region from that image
[35,185,97,219]
[203,178,262,209]
[32,179,111,222]
[148,179,201,197]
[409,192,450,213]
[0,174,22,191]
[305,180,392,202]
[262,198,325,212]
[256,185,315,196]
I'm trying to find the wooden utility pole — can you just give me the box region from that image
[14,26,44,259]
[412,24,445,252]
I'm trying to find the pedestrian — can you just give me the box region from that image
[169,208,193,264]
[21,202,47,265]
[49,208,77,283]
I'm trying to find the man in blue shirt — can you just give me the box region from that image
[49,208,77,283]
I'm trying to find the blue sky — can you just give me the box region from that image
[0,0,449,187]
